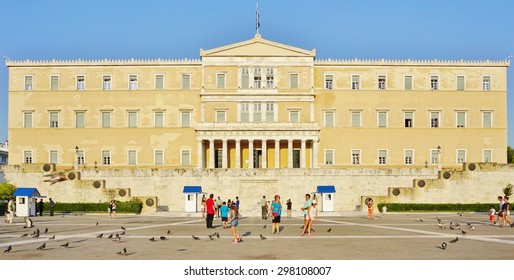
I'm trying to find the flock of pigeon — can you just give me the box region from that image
[416,213,477,250]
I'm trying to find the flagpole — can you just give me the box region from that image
[256,2,260,35]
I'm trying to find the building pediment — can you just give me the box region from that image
[200,34,315,58]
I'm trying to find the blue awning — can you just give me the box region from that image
[183,186,202,193]
[13,188,42,197]
[317,186,336,193]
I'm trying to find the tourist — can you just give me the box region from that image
[489,205,496,225]
[6,198,15,223]
[495,195,504,225]
[49,198,55,216]
[301,200,318,237]
[261,196,267,219]
[367,199,374,220]
[216,196,222,218]
[227,204,241,243]
[286,199,292,218]
[271,195,282,234]
[502,196,513,227]
[201,194,206,218]
[205,194,215,228]
[38,199,44,216]
[220,201,229,229]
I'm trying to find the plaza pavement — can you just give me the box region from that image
[1,211,513,260]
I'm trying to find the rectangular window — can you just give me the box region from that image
[241,68,249,89]
[351,150,361,165]
[289,110,299,123]
[266,68,274,88]
[154,111,164,128]
[404,76,413,90]
[404,112,413,127]
[253,103,262,122]
[456,111,466,128]
[482,111,492,128]
[290,74,299,89]
[457,149,466,164]
[49,111,59,128]
[181,149,191,165]
[129,75,138,90]
[154,150,164,165]
[377,111,387,128]
[24,150,33,163]
[457,76,465,90]
[101,111,111,128]
[77,76,85,90]
[181,111,191,127]
[128,111,138,128]
[23,111,33,128]
[378,75,386,90]
[75,111,85,128]
[324,111,334,128]
[431,149,440,164]
[482,76,491,91]
[49,150,58,164]
[128,150,137,165]
[216,110,226,123]
[77,150,85,165]
[378,150,387,165]
[404,150,413,165]
[102,150,111,165]
[430,111,440,128]
[182,74,190,90]
[325,75,333,90]
[266,102,274,122]
[155,75,164,90]
[430,76,439,90]
[240,103,249,122]
[254,76,261,88]
[483,150,492,163]
[216,73,225,89]
[50,76,59,91]
[351,111,361,128]
[103,76,112,90]
[324,149,334,165]
[351,75,360,90]
[25,76,33,91]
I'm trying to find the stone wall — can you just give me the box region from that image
[2,163,512,213]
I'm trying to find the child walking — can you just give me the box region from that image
[220,201,229,229]
[227,205,241,243]
[489,205,496,225]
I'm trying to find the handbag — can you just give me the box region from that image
[272,212,278,217]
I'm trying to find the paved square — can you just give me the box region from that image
[1,212,513,260]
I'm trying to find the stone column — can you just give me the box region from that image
[222,139,228,168]
[274,139,280,168]
[287,139,293,168]
[197,140,204,168]
[301,139,306,168]
[248,139,254,168]
[312,139,319,168]
[262,139,267,168]
[209,139,215,168]
[235,139,241,168]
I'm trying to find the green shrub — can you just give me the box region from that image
[377,203,493,212]
[43,201,143,214]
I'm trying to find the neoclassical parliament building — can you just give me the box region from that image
[4,34,510,212]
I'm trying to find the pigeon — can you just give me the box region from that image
[167,230,172,235]
[415,218,424,222]
[107,233,113,239]
[466,222,472,227]
[216,232,220,238]
[461,230,467,235]
[4,245,12,253]
[263,225,266,229]
[436,217,442,224]
[60,242,69,248]
[44,228,48,234]
[149,237,156,242]
[209,235,214,240]
[36,228,40,234]
[36,243,46,251]
[449,224,456,230]
[32,233,40,238]
[112,236,121,243]
[48,235,55,240]
[438,223,446,230]
[260,234,267,240]
[20,233,28,237]
[327,228,332,232]
[192,235,200,240]
[116,248,127,256]
[96,222,99,226]
[97,233,103,238]
[160,236,167,241]
[120,231,126,236]
[450,237,459,243]
[441,242,447,250]
[457,212,463,216]
[310,228,315,233]
[468,226,475,230]
[121,226,126,231]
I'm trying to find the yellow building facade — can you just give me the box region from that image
[6,35,509,170]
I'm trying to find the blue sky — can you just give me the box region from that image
[1,0,513,145]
